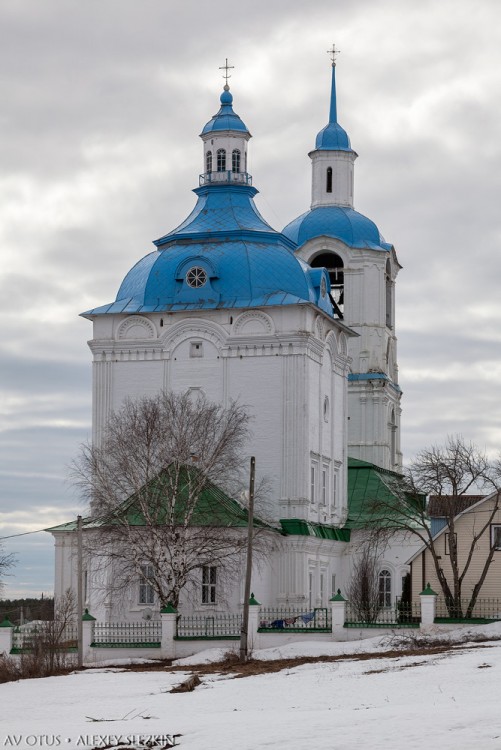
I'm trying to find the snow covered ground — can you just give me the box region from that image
[2,626,501,750]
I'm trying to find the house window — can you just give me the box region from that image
[445,532,457,555]
[190,342,204,358]
[217,149,226,172]
[491,525,501,549]
[326,166,333,193]
[378,569,392,608]
[232,149,241,173]
[206,150,212,173]
[202,566,217,604]
[139,564,155,605]
[320,572,325,605]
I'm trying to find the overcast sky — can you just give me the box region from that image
[1,0,501,598]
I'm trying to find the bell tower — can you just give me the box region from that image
[283,47,403,471]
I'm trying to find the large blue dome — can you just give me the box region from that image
[282,206,392,251]
[82,184,334,317]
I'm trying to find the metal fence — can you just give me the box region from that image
[258,607,331,632]
[11,622,78,652]
[345,602,420,628]
[176,613,242,639]
[92,621,162,647]
[435,598,501,622]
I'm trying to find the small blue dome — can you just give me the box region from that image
[315,122,352,151]
[201,87,250,136]
[282,206,392,251]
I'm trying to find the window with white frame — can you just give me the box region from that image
[491,525,501,550]
[310,464,317,503]
[331,574,336,599]
[321,467,328,506]
[139,564,155,605]
[190,341,204,358]
[217,149,226,172]
[201,565,217,604]
[320,572,325,606]
[378,569,392,608]
[232,149,241,173]
[206,150,212,173]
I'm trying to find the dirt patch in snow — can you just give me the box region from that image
[105,642,493,680]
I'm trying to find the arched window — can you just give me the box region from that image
[326,167,333,193]
[390,407,397,467]
[206,151,212,173]
[378,569,392,608]
[310,252,344,314]
[385,259,392,328]
[217,149,226,172]
[232,149,241,173]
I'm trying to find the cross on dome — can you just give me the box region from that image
[327,43,340,67]
[219,58,234,88]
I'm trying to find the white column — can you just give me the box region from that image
[330,590,347,641]
[419,584,437,627]
[160,604,178,659]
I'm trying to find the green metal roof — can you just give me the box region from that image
[47,465,274,533]
[280,518,350,541]
[345,457,424,529]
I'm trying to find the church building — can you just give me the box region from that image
[50,52,417,619]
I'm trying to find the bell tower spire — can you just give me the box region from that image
[309,45,357,209]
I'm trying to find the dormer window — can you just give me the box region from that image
[326,167,333,193]
[217,149,226,172]
[206,151,212,173]
[232,149,241,173]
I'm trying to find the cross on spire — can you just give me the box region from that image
[219,58,234,86]
[327,43,340,66]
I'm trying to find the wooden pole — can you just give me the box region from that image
[240,456,256,663]
[77,515,83,668]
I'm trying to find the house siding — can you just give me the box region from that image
[410,494,501,602]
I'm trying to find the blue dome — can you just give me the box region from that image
[201,87,250,136]
[282,206,392,251]
[315,122,352,151]
[82,184,334,318]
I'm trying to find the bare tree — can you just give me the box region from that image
[0,544,15,597]
[73,391,272,609]
[347,544,381,623]
[365,435,501,617]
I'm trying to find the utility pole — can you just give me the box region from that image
[240,456,255,663]
[77,515,83,668]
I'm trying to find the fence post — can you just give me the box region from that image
[0,618,14,655]
[419,583,438,627]
[330,590,347,641]
[160,603,178,659]
[81,609,96,663]
[247,593,261,653]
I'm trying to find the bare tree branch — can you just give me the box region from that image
[72,391,275,609]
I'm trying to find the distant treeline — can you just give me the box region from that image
[0,596,54,625]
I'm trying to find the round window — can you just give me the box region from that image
[320,276,327,298]
[186,267,208,288]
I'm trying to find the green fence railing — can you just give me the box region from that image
[176,613,242,639]
[258,607,331,632]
